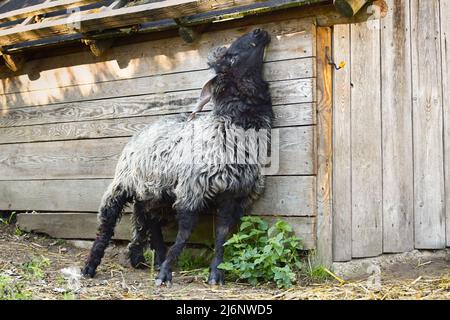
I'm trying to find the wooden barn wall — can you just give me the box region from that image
[0,18,318,249]
[333,0,450,261]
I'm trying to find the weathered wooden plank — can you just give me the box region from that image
[17,212,215,245]
[16,212,316,249]
[0,0,100,23]
[380,0,414,253]
[252,176,316,217]
[350,21,382,258]
[332,24,351,262]
[441,0,450,247]
[0,86,315,132]
[411,0,446,249]
[0,176,316,217]
[0,102,315,143]
[0,126,315,179]
[1,69,315,110]
[315,27,332,267]
[0,19,316,95]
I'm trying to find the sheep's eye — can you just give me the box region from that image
[230,56,238,65]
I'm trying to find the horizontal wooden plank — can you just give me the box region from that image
[0,78,315,131]
[0,176,315,216]
[0,17,315,95]
[1,59,315,109]
[0,0,100,23]
[0,126,315,179]
[17,212,316,249]
[0,0,315,47]
[0,103,316,144]
[252,176,316,216]
[17,212,215,245]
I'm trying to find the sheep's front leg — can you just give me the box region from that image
[208,202,243,285]
[127,201,149,268]
[148,218,167,269]
[155,212,197,286]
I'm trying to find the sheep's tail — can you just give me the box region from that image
[82,183,131,277]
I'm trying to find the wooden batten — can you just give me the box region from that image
[315,27,333,267]
[174,18,210,43]
[334,0,369,17]
[81,0,129,57]
[81,38,116,57]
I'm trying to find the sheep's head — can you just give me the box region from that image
[208,28,270,77]
[188,29,272,123]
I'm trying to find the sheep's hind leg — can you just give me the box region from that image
[155,211,198,286]
[127,201,150,269]
[82,186,129,278]
[208,198,244,285]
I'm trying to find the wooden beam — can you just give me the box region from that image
[0,0,100,24]
[315,27,333,267]
[318,0,388,26]
[334,0,368,17]
[0,0,274,46]
[0,0,384,54]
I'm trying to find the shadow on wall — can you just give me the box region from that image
[0,21,295,112]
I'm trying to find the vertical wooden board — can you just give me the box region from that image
[315,27,333,267]
[332,24,352,262]
[350,21,383,258]
[441,0,450,247]
[381,0,414,253]
[411,0,446,249]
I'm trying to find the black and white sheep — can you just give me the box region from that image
[82,29,273,285]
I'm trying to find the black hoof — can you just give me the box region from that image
[155,267,172,287]
[208,269,225,285]
[82,264,96,278]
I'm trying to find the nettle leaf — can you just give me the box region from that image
[275,220,293,233]
[217,262,234,271]
[239,221,253,231]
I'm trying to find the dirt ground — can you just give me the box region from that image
[0,224,449,300]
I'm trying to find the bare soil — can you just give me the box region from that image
[0,224,448,300]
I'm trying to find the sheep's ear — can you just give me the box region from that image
[199,76,215,101]
[207,46,227,65]
[188,76,216,121]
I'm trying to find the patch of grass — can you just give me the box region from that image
[21,256,51,280]
[177,248,213,271]
[218,216,304,289]
[0,212,16,226]
[14,227,25,237]
[143,249,155,266]
[0,275,32,300]
[62,292,76,300]
[308,265,332,282]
